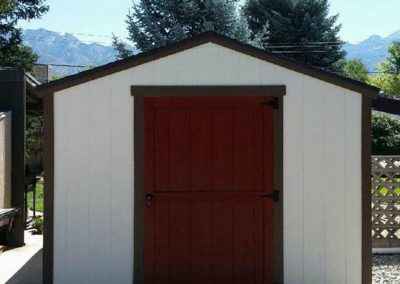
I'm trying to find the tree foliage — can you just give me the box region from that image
[369,42,400,98]
[112,34,134,60]
[337,59,369,82]
[366,42,400,155]
[115,0,245,57]
[242,0,345,69]
[26,111,43,167]
[0,0,49,70]
[372,113,400,155]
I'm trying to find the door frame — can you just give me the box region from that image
[131,85,285,284]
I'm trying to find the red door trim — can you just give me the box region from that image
[133,86,284,284]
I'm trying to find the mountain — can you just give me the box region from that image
[344,31,400,71]
[23,28,119,78]
[22,28,400,77]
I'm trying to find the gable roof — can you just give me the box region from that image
[35,32,379,97]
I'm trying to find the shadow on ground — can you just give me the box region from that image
[6,249,42,284]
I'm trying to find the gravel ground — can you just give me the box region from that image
[373,254,400,283]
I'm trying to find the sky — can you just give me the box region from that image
[19,0,400,45]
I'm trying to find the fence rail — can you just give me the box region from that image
[372,156,400,249]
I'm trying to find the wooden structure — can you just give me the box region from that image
[36,32,380,284]
[0,68,42,248]
[0,112,12,210]
[371,156,400,250]
[373,95,400,116]
[0,69,27,247]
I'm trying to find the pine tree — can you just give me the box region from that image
[115,0,245,56]
[0,0,49,70]
[242,0,345,69]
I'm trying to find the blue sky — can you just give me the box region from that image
[20,0,400,45]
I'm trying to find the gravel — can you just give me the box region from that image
[373,254,400,283]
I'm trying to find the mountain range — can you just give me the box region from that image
[23,28,119,78]
[344,31,400,71]
[22,28,400,77]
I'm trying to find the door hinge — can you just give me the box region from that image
[261,191,280,202]
[261,98,279,110]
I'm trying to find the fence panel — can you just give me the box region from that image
[372,156,400,249]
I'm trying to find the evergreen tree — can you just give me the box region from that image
[115,0,245,56]
[112,34,134,60]
[0,0,49,70]
[242,0,345,69]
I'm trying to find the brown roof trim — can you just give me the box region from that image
[131,85,286,97]
[35,31,380,98]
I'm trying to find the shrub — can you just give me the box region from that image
[372,112,400,155]
[31,216,44,235]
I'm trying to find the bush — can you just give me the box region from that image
[31,216,44,235]
[372,112,400,155]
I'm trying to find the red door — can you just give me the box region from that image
[144,96,275,284]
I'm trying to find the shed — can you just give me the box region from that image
[35,32,380,284]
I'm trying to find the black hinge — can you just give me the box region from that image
[261,98,279,109]
[261,191,280,202]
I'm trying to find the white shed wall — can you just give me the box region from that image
[53,43,362,284]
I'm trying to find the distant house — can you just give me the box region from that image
[36,33,380,284]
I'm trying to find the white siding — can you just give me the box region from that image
[53,43,362,284]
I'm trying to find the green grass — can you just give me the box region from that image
[27,182,44,212]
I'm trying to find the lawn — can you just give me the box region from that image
[27,182,44,212]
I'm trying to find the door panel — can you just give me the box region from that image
[144,96,275,284]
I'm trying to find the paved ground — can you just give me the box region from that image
[0,231,42,284]
[0,235,397,284]
[373,254,400,284]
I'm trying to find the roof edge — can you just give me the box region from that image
[35,31,380,98]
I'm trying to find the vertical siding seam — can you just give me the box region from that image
[64,98,70,282]
[301,78,305,284]
[342,93,350,284]
[322,86,327,284]
[86,85,91,284]
[87,88,92,283]
[343,94,349,284]
[108,81,113,282]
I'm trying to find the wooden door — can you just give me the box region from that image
[143,96,275,284]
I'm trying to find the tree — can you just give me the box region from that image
[336,59,369,82]
[115,0,245,57]
[242,0,345,69]
[0,0,49,70]
[369,42,400,98]
[112,34,134,60]
[372,113,400,155]
[382,42,400,75]
[368,42,400,155]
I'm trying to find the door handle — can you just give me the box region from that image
[261,191,280,202]
[145,193,155,208]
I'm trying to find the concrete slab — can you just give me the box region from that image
[0,231,42,284]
